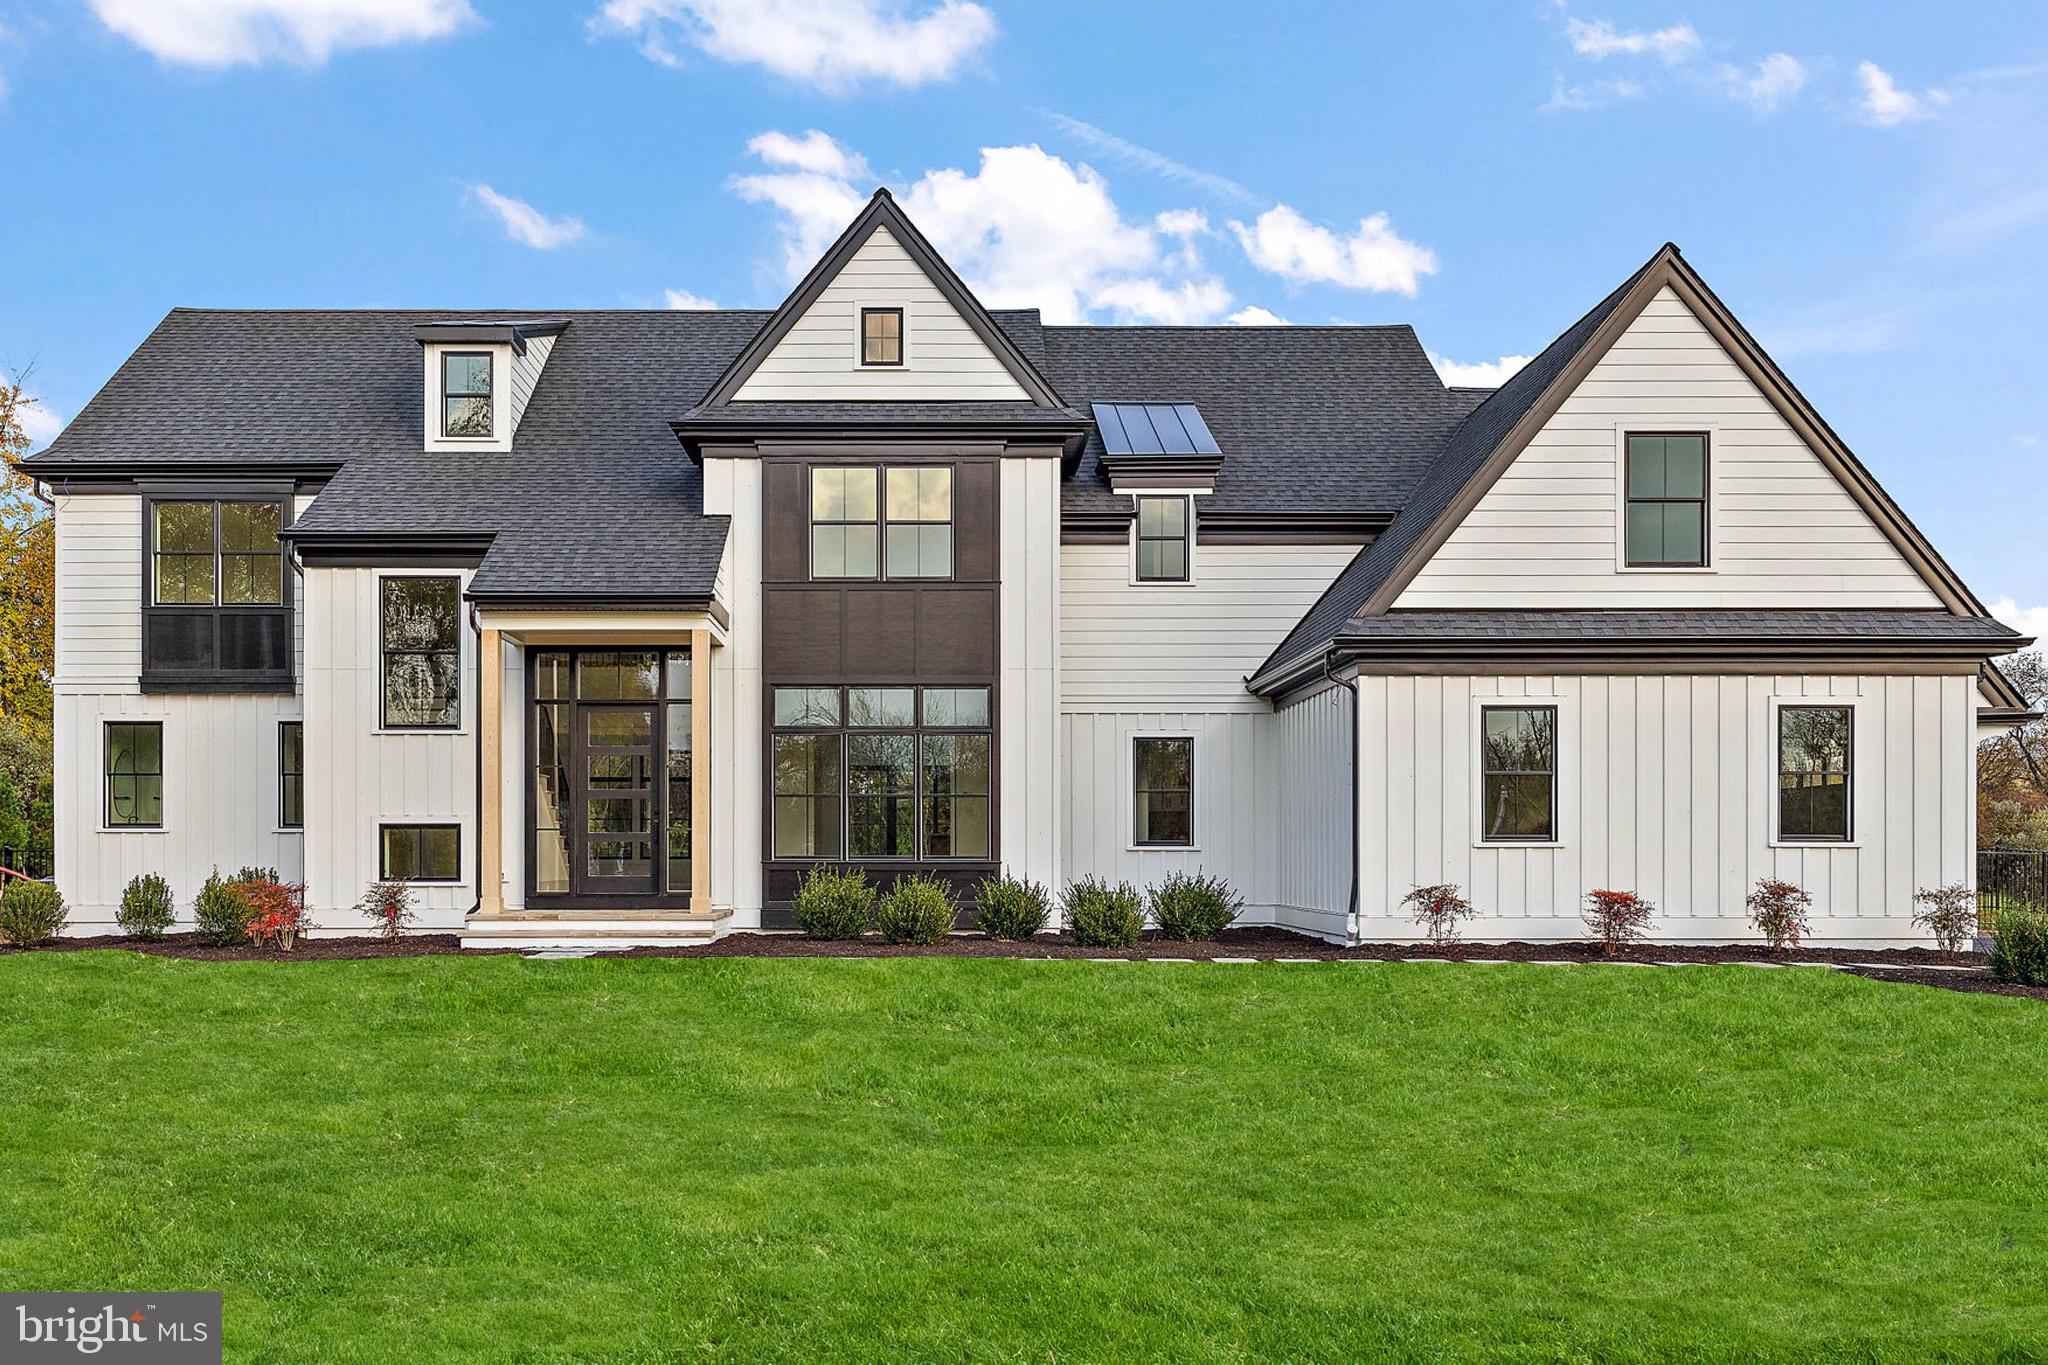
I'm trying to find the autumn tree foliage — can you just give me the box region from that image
[1979,650,2048,849]
[0,378,54,853]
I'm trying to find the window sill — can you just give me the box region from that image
[372,728,469,738]
[1127,579,1199,589]
[1474,840,1566,850]
[1614,565,1717,575]
[1129,844,1200,853]
[98,826,165,835]
[1769,840,1860,850]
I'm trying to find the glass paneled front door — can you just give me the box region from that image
[532,648,692,901]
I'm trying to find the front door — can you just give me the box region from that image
[578,703,657,894]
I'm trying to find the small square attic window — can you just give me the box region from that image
[861,308,903,366]
[442,352,494,437]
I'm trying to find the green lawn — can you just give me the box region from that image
[2,955,2046,1362]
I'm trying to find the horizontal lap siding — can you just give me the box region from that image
[1359,672,1973,944]
[734,228,1029,401]
[1398,288,1942,609]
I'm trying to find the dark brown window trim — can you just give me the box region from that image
[1478,704,1558,844]
[860,307,904,367]
[1623,430,1710,568]
[1134,495,1192,584]
[379,823,462,883]
[379,575,463,731]
[279,720,303,830]
[807,463,957,583]
[1777,704,1854,843]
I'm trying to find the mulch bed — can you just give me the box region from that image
[4,926,2039,999]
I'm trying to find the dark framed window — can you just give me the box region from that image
[105,722,163,828]
[1779,705,1853,842]
[811,465,956,581]
[884,467,953,578]
[770,685,992,860]
[279,721,303,829]
[1624,432,1708,567]
[380,576,462,729]
[380,824,461,882]
[1480,706,1557,842]
[1135,497,1190,583]
[151,501,284,606]
[1133,736,1192,846]
[442,352,493,437]
[810,467,879,579]
[861,307,903,366]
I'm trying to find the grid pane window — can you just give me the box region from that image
[380,824,460,882]
[534,692,570,894]
[922,733,991,858]
[442,352,493,437]
[772,734,842,858]
[773,687,841,727]
[1135,497,1190,583]
[810,467,880,579]
[219,503,283,604]
[884,467,953,578]
[153,503,216,604]
[380,577,461,728]
[279,721,303,829]
[861,307,903,366]
[1624,433,1708,567]
[666,694,693,892]
[153,500,286,606]
[848,687,915,728]
[849,734,916,857]
[921,687,990,727]
[1133,736,1192,846]
[1779,706,1853,842]
[1480,706,1556,842]
[106,722,163,828]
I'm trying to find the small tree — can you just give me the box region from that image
[1910,883,1977,953]
[356,879,416,941]
[1582,889,1654,954]
[1403,883,1475,947]
[1746,878,1813,952]
[234,875,308,951]
[117,872,175,940]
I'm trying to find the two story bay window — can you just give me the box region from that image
[1779,705,1853,842]
[809,465,954,581]
[1480,706,1557,843]
[770,685,991,861]
[142,492,293,690]
[380,576,461,729]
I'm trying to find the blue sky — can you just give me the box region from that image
[5,0,2045,622]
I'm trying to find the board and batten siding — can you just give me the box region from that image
[50,492,308,929]
[1262,684,1354,938]
[1359,671,1975,945]
[998,456,1062,890]
[1397,286,1942,609]
[732,227,1030,402]
[1060,540,1359,933]
[300,565,478,930]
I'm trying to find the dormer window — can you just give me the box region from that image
[442,352,494,438]
[861,307,903,366]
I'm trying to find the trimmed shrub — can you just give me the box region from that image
[0,880,67,947]
[1149,870,1241,941]
[1990,904,2048,986]
[238,877,309,951]
[876,875,956,945]
[232,865,280,886]
[1911,883,1977,954]
[1582,888,1655,954]
[356,879,417,940]
[973,874,1051,941]
[117,872,175,941]
[792,866,874,940]
[192,868,250,946]
[1064,877,1143,948]
[1403,883,1476,947]
[1746,878,1813,952]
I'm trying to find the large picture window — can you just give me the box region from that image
[105,722,163,828]
[380,576,461,729]
[152,501,284,606]
[769,685,992,861]
[1624,432,1708,567]
[380,824,460,882]
[810,465,954,581]
[1480,706,1556,842]
[1779,705,1853,842]
[1133,736,1193,846]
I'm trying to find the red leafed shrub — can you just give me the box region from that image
[1403,883,1476,947]
[1910,883,1977,953]
[356,879,417,941]
[1745,878,1813,952]
[234,876,309,951]
[1582,889,1655,953]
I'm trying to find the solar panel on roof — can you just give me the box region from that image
[1091,402,1222,456]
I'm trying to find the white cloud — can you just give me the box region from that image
[1565,16,1700,63]
[591,0,995,92]
[1725,52,1807,116]
[1759,311,1906,357]
[14,390,63,448]
[469,185,587,250]
[1991,597,2048,641]
[663,289,719,309]
[89,0,474,68]
[746,128,871,180]
[1542,76,1645,112]
[1039,111,1257,205]
[731,133,1235,325]
[2016,435,2041,448]
[1228,204,1437,297]
[1428,351,1531,387]
[1226,306,1289,326]
[1857,61,1947,126]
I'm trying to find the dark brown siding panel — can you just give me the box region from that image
[763,589,843,675]
[762,461,806,583]
[844,588,920,677]
[954,461,998,582]
[916,588,998,677]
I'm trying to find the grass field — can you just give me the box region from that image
[2,953,2046,1362]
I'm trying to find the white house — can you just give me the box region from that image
[22,191,2035,947]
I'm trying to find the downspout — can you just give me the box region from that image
[468,602,484,919]
[1323,649,1361,946]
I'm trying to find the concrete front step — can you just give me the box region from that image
[460,911,727,950]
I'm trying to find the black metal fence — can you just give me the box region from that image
[1978,848,2048,916]
[0,846,52,879]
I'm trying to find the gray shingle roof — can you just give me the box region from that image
[1334,610,2023,644]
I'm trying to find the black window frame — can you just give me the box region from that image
[808,464,956,583]
[883,466,955,580]
[1134,495,1192,584]
[379,575,464,731]
[1132,735,1194,848]
[1623,431,1710,569]
[148,498,289,609]
[1479,705,1558,844]
[1777,704,1854,844]
[104,721,164,829]
[138,485,296,694]
[279,720,303,830]
[441,350,495,439]
[379,823,462,883]
[860,306,904,367]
